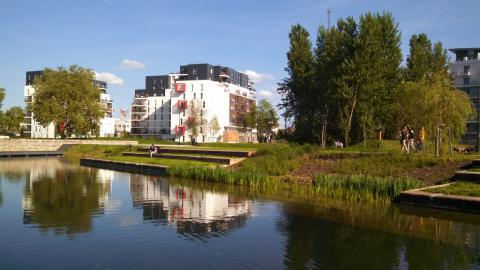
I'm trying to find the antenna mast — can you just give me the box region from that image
[327,9,331,28]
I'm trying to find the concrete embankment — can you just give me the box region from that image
[0,139,138,152]
[396,184,480,214]
[136,147,255,157]
[80,158,167,175]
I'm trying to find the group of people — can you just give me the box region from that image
[400,126,424,154]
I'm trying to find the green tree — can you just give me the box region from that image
[28,65,104,138]
[406,34,433,81]
[186,100,207,144]
[255,99,279,136]
[4,106,25,133]
[209,115,220,142]
[277,24,316,143]
[0,87,5,110]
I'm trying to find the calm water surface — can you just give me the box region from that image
[0,157,479,270]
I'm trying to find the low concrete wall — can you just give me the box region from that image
[454,171,480,182]
[80,158,166,176]
[122,152,233,165]
[0,139,138,152]
[396,185,480,214]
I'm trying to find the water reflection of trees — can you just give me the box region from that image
[23,168,111,237]
[278,203,480,269]
[129,174,250,239]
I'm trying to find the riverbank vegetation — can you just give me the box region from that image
[278,12,472,146]
[425,182,480,197]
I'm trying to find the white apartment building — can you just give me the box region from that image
[24,71,116,138]
[131,64,257,143]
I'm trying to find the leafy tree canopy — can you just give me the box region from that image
[28,65,104,138]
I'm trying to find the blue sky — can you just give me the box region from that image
[1,0,479,117]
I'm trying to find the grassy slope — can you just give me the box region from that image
[425,182,480,197]
[64,144,215,167]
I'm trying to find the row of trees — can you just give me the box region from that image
[278,12,472,146]
[0,87,25,135]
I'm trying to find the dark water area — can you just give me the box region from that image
[0,157,479,270]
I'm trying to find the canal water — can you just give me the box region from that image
[0,158,479,270]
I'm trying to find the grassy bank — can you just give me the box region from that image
[425,182,480,197]
[64,140,475,202]
[64,144,215,167]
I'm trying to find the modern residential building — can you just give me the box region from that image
[23,71,116,138]
[449,48,480,144]
[130,63,257,143]
[115,109,131,135]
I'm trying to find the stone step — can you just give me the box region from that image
[136,147,254,157]
[454,170,480,182]
[472,159,480,166]
[122,152,238,165]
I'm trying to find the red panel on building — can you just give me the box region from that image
[175,83,186,92]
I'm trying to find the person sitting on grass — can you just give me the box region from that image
[148,144,157,158]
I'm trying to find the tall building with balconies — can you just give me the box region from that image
[130,64,256,143]
[24,71,116,138]
[449,48,480,144]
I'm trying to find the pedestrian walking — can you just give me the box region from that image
[400,127,408,154]
[407,126,416,152]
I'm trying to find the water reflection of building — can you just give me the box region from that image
[129,174,250,235]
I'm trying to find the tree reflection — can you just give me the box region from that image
[278,204,480,270]
[23,169,108,237]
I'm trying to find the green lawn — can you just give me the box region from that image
[425,182,480,197]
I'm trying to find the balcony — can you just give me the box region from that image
[177,100,188,110]
[175,83,186,93]
[175,125,186,135]
[24,96,32,103]
[457,71,471,76]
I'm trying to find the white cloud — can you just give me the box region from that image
[95,72,124,85]
[258,90,274,97]
[244,70,274,83]
[118,59,146,70]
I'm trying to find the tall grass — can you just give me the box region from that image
[312,174,424,202]
[166,166,274,188]
[237,143,315,176]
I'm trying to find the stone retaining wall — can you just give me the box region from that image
[395,185,480,214]
[80,158,166,175]
[0,139,138,152]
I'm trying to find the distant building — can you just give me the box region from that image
[115,109,131,135]
[130,63,257,143]
[449,48,480,144]
[23,71,115,138]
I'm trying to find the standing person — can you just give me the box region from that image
[400,127,408,154]
[408,126,416,152]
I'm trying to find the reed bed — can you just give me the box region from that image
[166,166,275,188]
[312,174,424,202]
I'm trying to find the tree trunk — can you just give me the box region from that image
[344,97,357,148]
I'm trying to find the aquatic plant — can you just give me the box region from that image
[312,174,424,202]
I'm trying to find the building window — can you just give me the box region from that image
[154,115,156,120]
[203,101,205,108]
[191,84,194,91]
[183,93,186,99]
[201,93,203,99]
[200,127,203,133]
[183,111,185,117]
[181,119,183,124]
[201,84,204,91]
[162,100,164,106]
[194,93,196,99]
[193,68,197,75]
[464,77,470,85]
